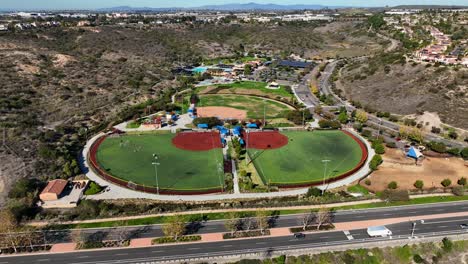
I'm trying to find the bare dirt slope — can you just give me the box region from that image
[339,57,468,129]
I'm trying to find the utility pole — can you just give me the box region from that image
[152,154,160,195]
[263,100,266,127]
[321,159,331,195]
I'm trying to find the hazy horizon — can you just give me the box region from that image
[1,0,467,11]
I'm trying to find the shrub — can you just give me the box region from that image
[446,148,460,156]
[306,187,322,197]
[441,179,452,188]
[364,179,371,186]
[427,141,446,153]
[442,237,453,252]
[369,155,383,171]
[413,180,424,190]
[413,254,424,263]
[461,148,468,160]
[386,142,396,148]
[452,186,464,196]
[374,144,385,154]
[457,177,467,186]
[387,181,398,189]
[153,235,201,244]
[361,129,372,138]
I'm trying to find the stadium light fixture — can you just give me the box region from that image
[152,153,160,195]
[321,159,331,195]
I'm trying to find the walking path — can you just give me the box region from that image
[80,128,374,201]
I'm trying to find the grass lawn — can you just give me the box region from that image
[196,94,292,119]
[198,81,293,99]
[248,130,363,185]
[125,121,140,129]
[84,181,104,195]
[96,134,224,190]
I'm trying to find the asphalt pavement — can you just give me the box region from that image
[40,201,468,243]
[4,214,468,264]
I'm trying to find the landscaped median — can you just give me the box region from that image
[152,235,201,244]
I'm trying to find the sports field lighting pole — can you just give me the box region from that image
[263,99,266,127]
[321,159,331,196]
[152,153,160,195]
[411,221,416,238]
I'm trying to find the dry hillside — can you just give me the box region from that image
[339,56,468,129]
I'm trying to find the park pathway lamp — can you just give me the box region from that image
[152,153,160,195]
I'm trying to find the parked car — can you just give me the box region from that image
[460,224,468,229]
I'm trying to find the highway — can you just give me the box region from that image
[38,201,468,243]
[3,214,468,263]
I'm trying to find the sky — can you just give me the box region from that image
[1,0,467,10]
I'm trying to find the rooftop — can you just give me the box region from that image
[41,179,68,195]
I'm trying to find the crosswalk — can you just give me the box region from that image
[343,230,354,240]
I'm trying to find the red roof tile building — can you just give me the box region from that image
[39,179,68,201]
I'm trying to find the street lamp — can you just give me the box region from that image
[411,221,416,238]
[152,153,160,195]
[321,159,331,195]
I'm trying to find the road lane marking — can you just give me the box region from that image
[188,247,200,250]
[152,250,164,253]
[256,242,267,245]
[115,253,128,256]
[77,256,89,258]
[37,259,50,262]
[343,230,354,240]
[221,245,233,248]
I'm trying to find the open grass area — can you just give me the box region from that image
[248,130,364,186]
[198,81,293,99]
[95,134,224,190]
[196,94,292,119]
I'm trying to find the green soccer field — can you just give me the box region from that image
[247,130,365,186]
[95,134,224,191]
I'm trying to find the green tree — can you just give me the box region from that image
[338,111,348,124]
[355,110,368,124]
[367,14,386,29]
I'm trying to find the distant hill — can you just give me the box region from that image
[97,3,341,12]
[196,2,336,10]
[391,5,467,9]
